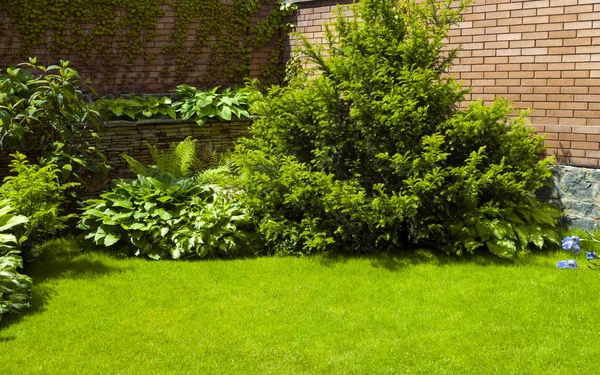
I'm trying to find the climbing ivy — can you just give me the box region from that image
[0,0,296,90]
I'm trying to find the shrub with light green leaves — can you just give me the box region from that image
[0,204,31,321]
[232,0,560,257]
[0,152,78,253]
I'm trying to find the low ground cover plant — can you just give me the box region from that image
[78,138,251,260]
[232,0,561,257]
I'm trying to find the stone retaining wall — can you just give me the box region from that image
[98,119,250,180]
[541,164,600,230]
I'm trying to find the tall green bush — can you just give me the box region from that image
[0,58,109,191]
[233,0,560,257]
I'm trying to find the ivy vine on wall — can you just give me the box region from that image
[0,0,296,92]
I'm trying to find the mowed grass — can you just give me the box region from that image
[1,237,599,374]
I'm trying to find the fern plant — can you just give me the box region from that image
[122,136,199,178]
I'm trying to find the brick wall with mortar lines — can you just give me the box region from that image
[286,0,600,167]
[0,3,280,94]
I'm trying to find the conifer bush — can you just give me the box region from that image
[233,0,560,257]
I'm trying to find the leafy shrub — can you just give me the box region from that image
[232,0,560,257]
[94,96,176,121]
[0,58,109,190]
[78,172,250,260]
[0,152,77,252]
[173,85,250,125]
[79,138,251,260]
[0,204,31,321]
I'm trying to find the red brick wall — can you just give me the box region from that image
[0,2,281,94]
[287,0,600,167]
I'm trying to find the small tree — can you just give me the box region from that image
[234,0,560,257]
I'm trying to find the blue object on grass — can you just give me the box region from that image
[556,260,578,269]
[562,236,581,253]
[586,252,598,261]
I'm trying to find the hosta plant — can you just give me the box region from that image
[173,85,250,125]
[78,171,251,260]
[94,95,176,121]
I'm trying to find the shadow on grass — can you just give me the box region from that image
[0,236,128,332]
[319,247,555,272]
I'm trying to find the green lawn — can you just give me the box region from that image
[1,237,599,374]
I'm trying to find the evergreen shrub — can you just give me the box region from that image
[233,0,560,257]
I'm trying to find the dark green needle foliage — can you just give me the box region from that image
[234,0,560,257]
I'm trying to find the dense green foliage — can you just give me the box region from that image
[94,95,176,121]
[79,139,251,260]
[0,58,109,190]
[0,153,77,251]
[233,0,559,257]
[0,204,30,322]
[173,85,251,125]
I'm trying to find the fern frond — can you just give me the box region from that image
[172,136,198,177]
[121,153,149,176]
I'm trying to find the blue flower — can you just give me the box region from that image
[586,252,598,261]
[562,236,581,253]
[556,260,578,269]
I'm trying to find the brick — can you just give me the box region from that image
[498,2,523,11]
[574,110,600,118]
[486,26,510,34]
[545,125,573,133]
[509,56,535,63]
[509,71,534,78]
[510,40,535,48]
[571,141,600,150]
[568,157,598,166]
[573,126,600,134]
[535,55,562,63]
[473,34,498,42]
[474,20,497,27]
[563,54,591,62]
[484,71,509,79]
[565,21,593,30]
[559,117,588,125]
[559,133,587,141]
[509,86,534,93]
[523,16,550,24]
[497,33,522,41]
[524,0,550,8]
[536,39,563,47]
[561,86,590,94]
[562,70,590,78]
[576,46,599,53]
[561,102,589,110]
[498,18,524,26]
[486,11,510,20]
[548,110,575,117]
[565,5,593,14]
[576,62,600,70]
[535,71,562,78]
